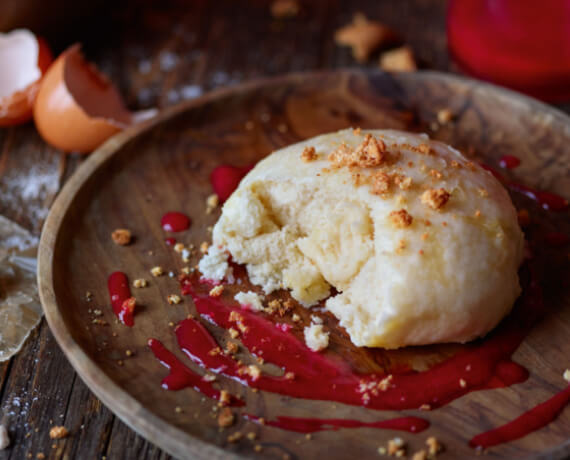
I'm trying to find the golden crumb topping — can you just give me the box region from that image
[328,134,386,169]
[301,146,318,162]
[393,173,412,190]
[426,436,443,456]
[389,209,413,228]
[371,171,391,195]
[111,229,131,246]
[209,285,224,297]
[421,188,450,210]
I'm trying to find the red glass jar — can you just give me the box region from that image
[447,0,570,102]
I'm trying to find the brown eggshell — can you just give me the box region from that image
[33,44,132,153]
[0,33,52,126]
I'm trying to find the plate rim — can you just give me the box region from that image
[37,68,570,460]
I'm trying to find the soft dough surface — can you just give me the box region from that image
[204,129,524,348]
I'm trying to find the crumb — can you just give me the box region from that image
[36,454,45,460]
[49,426,69,439]
[174,406,182,413]
[378,374,393,391]
[209,285,224,297]
[421,188,450,210]
[517,209,531,227]
[254,444,263,452]
[202,373,216,382]
[168,321,175,327]
[437,108,454,125]
[181,266,192,274]
[335,13,397,62]
[284,371,295,380]
[304,323,329,352]
[301,146,318,162]
[389,209,413,228]
[228,327,239,339]
[450,160,461,168]
[378,446,387,455]
[167,294,182,305]
[200,242,209,254]
[0,425,9,449]
[117,360,124,366]
[379,46,417,72]
[426,436,443,456]
[474,209,481,218]
[412,450,427,460]
[459,378,467,388]
[396,239,407,252]
[305,433,312,440]
[206,194,219,214]
[419,403,431,411]
[371,171,391,195]
[133,278,147,288]
[125,349,133,357]
[429,169,442,180]
[227,431,242,443]
[270,0,299,18]
[292,313,301,322]
[329,134,387,170]
[174,243,185,253]
[150,266,164,277]
[563,369,570,382]
[247,365,261,381]
[235,291,265,311]
[225,341,238,354]
[111,228,131,246]
[387,437,406,456]
[218,407,235,428]
[219,390,231,406]
[393,174,412,190]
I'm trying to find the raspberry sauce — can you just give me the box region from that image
[210,164,254,203]
[148,338,243,406]
[499,155,521,170]
[161,212,191,232]
[470,385,570,449]
[175,273,541,412]
[107,271,135,326]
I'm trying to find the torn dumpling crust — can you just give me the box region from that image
[202,129,524,349]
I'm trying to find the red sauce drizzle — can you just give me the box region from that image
[508,183,569,212]
[210,164,254,203]
[244,414,429,434]
[499,155,521,169]
[176,273,543,411]
[165,237,177,246]
[161,212,191,232]
[469,385,570,449]
[479,163,568,212]
[108,271,135,326]
[148,338,243,406]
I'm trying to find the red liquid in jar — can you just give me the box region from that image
[161,212,191,232]
[108,271,135,326]
[470,384,570,449]
[210,164,254,203]
[244,414,429,434]
[447,0,570,102]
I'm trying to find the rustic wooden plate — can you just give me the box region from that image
[38,70,570,460]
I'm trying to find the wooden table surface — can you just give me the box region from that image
[0,1,568,459]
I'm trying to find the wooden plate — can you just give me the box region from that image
[38,70,570,460]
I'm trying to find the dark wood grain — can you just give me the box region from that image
[0,1,569,459]
[38,70,570,460]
